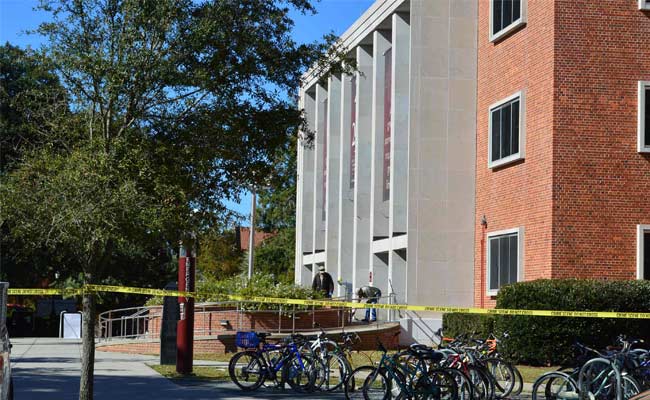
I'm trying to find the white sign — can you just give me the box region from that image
[61,312,82,339]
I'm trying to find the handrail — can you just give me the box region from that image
[97,297,397,341]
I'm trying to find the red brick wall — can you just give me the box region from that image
[97,324,401,355]
[475,1,650,306]
[552,2,650,279]
[475,0,556,307]
[145,306,350,337]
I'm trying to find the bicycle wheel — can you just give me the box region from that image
[414,368,459,400]
[510,365,524,396]
[622,374,642,400]
[466,365,493,400]
[261,350,283,388]
[531,371,578,400]
[347,350,379,369]
[443,368,474,400]
[228,351,265,391]
[345,366,375,400]
[483,358,515,398]
[345,366,391,400]
[321,351,350,392]
[363,367,392,400]
[283,353,321,393]
[580,358,615,400]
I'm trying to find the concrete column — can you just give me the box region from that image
[389,13,410,236]
[301,90,316,259]
[370,30,392,241]
[325,74,342,278]
[313,84,327,259]
[298,89,317,286]
[352,45,373,293]
[294,90,305,284]
[407,0,477,310]
[337,73,355,298]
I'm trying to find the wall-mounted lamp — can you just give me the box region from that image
[480,215,488,227]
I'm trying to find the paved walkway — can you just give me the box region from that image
[11,338,343,400]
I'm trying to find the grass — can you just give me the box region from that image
[194,353,232,362]
[516,365,561,383]
[149,364,230,381]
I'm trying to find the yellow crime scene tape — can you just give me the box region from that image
[7,285,650,319]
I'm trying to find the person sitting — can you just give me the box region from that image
[312,265,334,298]
[356,286,381,323]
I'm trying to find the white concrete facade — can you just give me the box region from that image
[295,0,477,344]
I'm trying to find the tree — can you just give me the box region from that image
[0,43,70,173]
[254,130,297,281]
[1,1,346,398]
[197,228,244,279]
[0,44,78,286]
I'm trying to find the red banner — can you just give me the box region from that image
[382,49,392,201]
[350,76,357,189]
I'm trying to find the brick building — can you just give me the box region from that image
[295,0,650,340]
[475,0,650,307]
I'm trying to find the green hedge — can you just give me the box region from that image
[442,313,495,339]
[444,279,650,366]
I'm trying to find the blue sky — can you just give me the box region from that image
[0,0,373,221]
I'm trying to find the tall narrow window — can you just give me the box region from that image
[645,232,650,280]
[350,76,357,189]
[487,228,523,295]
[637,225,650,280]
[489,91,525,168]
[490,0,526,42]
[638,81,650,152]
[383,48,392,202]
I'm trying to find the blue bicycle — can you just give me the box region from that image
[228,332,325,392]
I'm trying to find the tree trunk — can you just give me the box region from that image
[79,291,96,400]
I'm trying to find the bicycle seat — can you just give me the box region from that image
[409,347,444,362]
[288,333,308,344]
[257,332,271,340]
[410,344,432,351]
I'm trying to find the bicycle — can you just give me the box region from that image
[228,331,325,393]
[345,338,459,400]
[301,324,353,392]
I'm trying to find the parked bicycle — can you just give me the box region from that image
[228,331,325,392]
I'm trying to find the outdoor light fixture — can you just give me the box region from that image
[219,320,230,327]
[481,215,488,227]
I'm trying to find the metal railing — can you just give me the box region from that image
[97,295,398,341]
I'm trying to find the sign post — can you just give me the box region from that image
[176,243,195,374]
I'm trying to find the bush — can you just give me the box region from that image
[145,272,323,311]
[442,313,495,339]
[495,279,650,365]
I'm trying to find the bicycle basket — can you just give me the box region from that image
[235,331,260,349]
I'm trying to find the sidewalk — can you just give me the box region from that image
[10,337,342,400]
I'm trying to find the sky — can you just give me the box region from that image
[0,0,374,222]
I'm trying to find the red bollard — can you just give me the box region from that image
[176,243,195,375]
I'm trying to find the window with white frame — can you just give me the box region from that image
[490,0,526,42]
[487,228,523,295]
[637,225,650,280]
[489,91,525,168]
[639,0,650,10]
[638,81,650,152]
